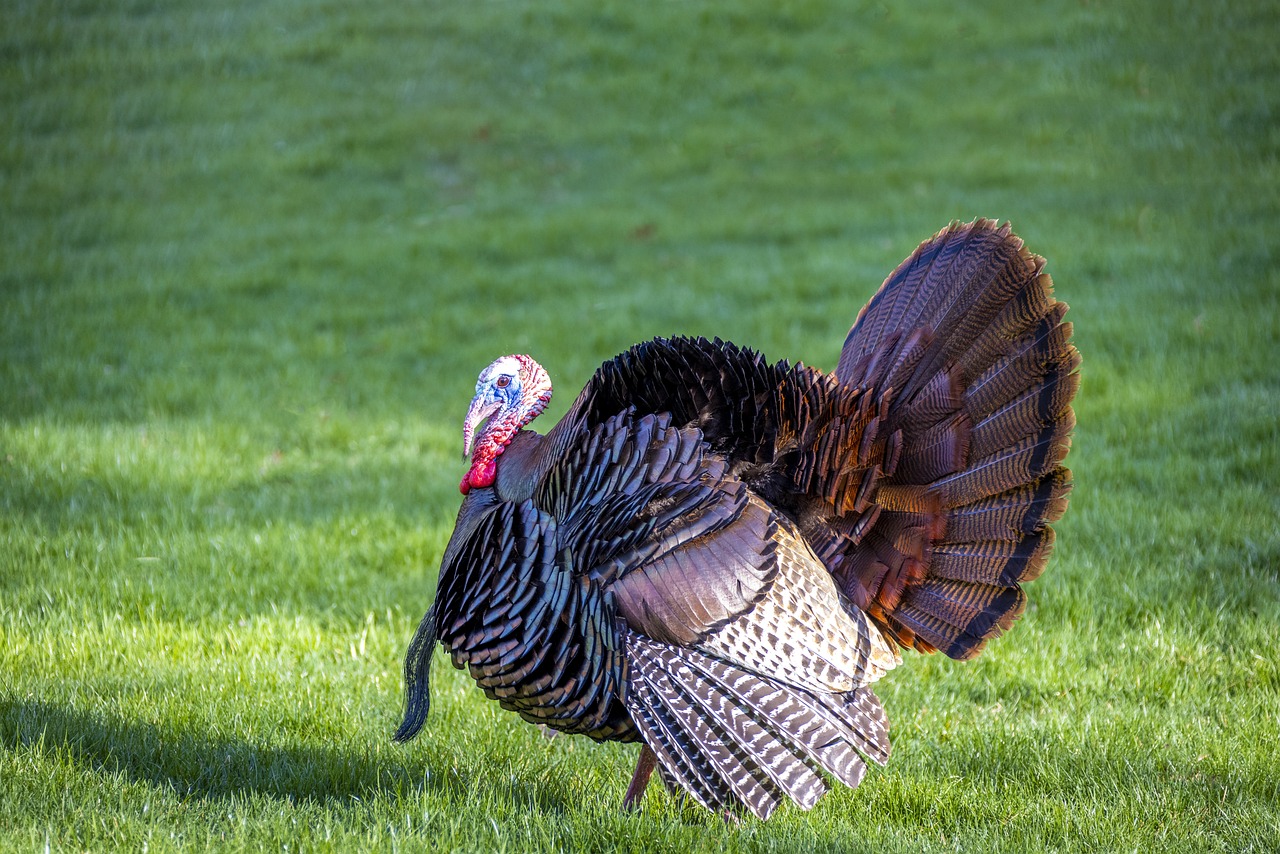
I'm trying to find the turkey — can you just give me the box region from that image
[395,219,1080,820]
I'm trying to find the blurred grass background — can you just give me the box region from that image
[2,0,1278,850]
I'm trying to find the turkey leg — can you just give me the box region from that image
[622,745,658,810]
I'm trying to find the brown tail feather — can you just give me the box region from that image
[933,428,1072,507]
[964,310,1078,422]
[932,529,1057,587]
[943,470,1073,543]
[893,581,1026,659]
[894,412,970,484]
[969,370,1078,460]
[836,219,1078,659]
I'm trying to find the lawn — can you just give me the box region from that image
[2,0,1278,850]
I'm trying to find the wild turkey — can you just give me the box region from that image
[395,219,1080,819]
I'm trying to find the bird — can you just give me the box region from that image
[395,218,1080,820]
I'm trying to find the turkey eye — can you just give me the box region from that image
[496,375,512,388]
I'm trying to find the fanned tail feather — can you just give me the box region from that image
[837,219,1079,659]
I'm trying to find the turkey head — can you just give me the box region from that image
[459,354,552,494]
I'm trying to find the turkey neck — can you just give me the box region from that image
[491,429,556,503]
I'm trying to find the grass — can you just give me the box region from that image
[2,0,1278,850]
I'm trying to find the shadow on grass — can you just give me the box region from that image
[0,698,574,815]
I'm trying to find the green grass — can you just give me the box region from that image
[3,0,1278,850]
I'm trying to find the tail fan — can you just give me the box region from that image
[836,219,1079,659]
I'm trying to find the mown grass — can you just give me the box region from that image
[2,0,1278,850]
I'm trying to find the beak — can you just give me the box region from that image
[462,395,501,459]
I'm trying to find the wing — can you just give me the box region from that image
[537,408,901,818]
[536,409,776,645]
[613,494,901,819]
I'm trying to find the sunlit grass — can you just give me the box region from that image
[3,0,1278,850]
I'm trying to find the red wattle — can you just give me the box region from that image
[459,445,501,494]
